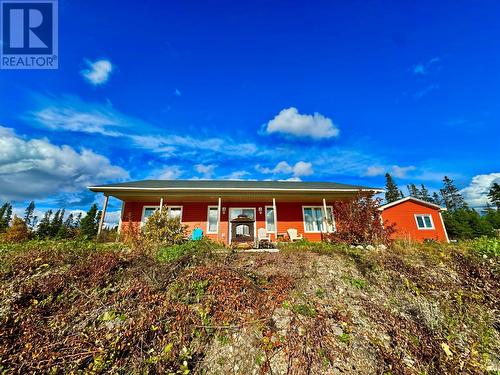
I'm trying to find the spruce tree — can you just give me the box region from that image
[432,192,442,206]
[0,203,13,232]
[79,204,100,239]
[407,184,420,198]
[420,184,431,202]
[487,182,500,209]
[399,190,405,199]
[24,201,36,229]
[37,210,53,238]
[384,173,400,203]
[440,176,467,211]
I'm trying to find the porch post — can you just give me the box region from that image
[98,195,109,236]
[217,197,222,241]
[159,196,164,213]
[323,198,329,234]
[117,200,124,234]
[273,198,278,241]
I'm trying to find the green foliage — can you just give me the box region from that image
[144,209,188,249]
[338,333,351,344]
[440,176,467,211]
[23,201,37,229]
[344,276,366,289]
[466,236,499,258]
[79,204,101,239]
[0,202,13,233]
[158,238,218,263]
[384,173,400,203]
[487,182,500,209]
[291,303,317,317]
[443,208,495,240]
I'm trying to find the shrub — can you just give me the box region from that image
[143,210,188,249]
[158,238,219,263]
[465,236,499,258]
[325,192,395,246]
[1,216,31,243]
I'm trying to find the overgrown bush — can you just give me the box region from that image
[143,210,188,250]
[0,216,31,243]
[465,236,499,258]
[325,192,395,246]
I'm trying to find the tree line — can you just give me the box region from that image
[385,174,500,240]
[0,202,114,242]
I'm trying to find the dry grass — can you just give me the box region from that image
[0,239,498,374]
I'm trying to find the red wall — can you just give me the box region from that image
[381,201,448,243]
[120,200,328,244]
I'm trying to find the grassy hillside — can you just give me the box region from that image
[0,239,498,374]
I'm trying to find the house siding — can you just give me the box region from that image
[381,201,448,243]
[120,200,330,244]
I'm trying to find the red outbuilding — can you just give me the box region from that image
[379,197,449,243]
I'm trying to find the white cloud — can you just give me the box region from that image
[257,160,313,178]
[155,166,182,180]
[0,126,128,201]
[264,107,339,140]
[27,94,259,159]
[81,59,114,85]
[391,165,416,178]
[175,89,182,97]
[195,164,216,178]
[226,170,250,180]
[362,164,415,178]
[412,57,440,75]
[461,172,500,208]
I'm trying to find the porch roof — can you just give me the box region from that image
[88,179,383,202]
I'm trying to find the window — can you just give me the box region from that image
[302,206,335,233]
[229,208,255,220]
[265,206,275,232]
[415,214,434,230]
[207,206,219,233]
[141,205,183,223]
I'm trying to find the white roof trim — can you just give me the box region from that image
[88,186,384,193]
[379,196,445,211]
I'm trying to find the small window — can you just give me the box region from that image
[141,206,183,224]
[265,206,275,232]
[303,206,335,233]
[415,214,434,229]
[142,206,160,223]
[207,206,218,233]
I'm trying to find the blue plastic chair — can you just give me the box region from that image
[191,228,203,241]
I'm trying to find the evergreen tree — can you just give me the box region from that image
[24,201,37,229]
[0,203,13,232]
[49,209,65,237]
[420,184,432,202]
[384,173,400,203]
[432,192,442,206]
[399,190,405,199]
[487,182,500,209]
[407,184,420,198]
[37,210,53,238]
[440,176,467,211]
[79,204,101,239]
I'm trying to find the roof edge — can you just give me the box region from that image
[379,196,445,211]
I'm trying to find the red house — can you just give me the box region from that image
[89,180,449,245]
[89,180,382,245]
[379,197,449,243]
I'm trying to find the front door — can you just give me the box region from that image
[228,208,256,244]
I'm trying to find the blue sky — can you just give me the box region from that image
[1,0,499,221]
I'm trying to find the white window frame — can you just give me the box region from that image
[206,206,219,234]
[302,206,336,233]
[141,205,183,224]
[414,214,435,230]
[265,205,275,233]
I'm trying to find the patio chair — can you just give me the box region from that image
[287,228,303,242]
[191,228,203,241]
[257,228,271,248]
